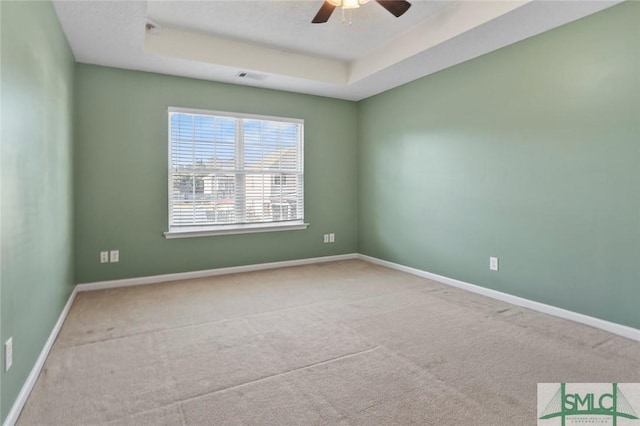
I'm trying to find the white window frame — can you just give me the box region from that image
[164,107,308,239]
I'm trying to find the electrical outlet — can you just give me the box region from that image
[110,250,119,263]
[490,257,499,271]
[100,251,109,263]
[329,233,335,243]
[5,337,13,372]
[323,234,329,243]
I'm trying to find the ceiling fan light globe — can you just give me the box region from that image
[342,0,361,9]
[327,0,342,6]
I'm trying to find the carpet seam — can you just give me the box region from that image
[60,285,432,350]
[168,346,380,408]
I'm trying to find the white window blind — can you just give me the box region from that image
[168,108,304,235]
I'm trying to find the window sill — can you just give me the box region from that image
[164,222,309,239]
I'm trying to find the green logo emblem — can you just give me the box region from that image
[539,383,639,426]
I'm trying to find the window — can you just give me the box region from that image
[165,107,306,238]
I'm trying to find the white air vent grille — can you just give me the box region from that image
[235,71,268,81]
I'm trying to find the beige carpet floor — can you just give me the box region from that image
[17,260,640,425]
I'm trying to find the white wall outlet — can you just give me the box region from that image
[110,250,119,263]
[323,234,329,243]
[100,251,109,263]
[490,257,499,271]
[5,337,13,372]
[329,233,335,243]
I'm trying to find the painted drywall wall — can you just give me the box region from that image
[74,65,358,283]
[0,0,75,421]
[358,1,640,329]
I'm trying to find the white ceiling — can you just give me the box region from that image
[52,0,621,101]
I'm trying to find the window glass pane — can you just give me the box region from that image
[169,110,303,230]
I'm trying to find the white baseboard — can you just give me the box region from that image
[76,253,359,292]
[3,287,78,426]
[357,254,640,342]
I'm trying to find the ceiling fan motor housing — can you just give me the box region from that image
[327,0,371,8]
[312,0,412,24]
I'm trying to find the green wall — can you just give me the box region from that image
[358,2,640,328]
[74,65,358,283]
[0,0,75,421]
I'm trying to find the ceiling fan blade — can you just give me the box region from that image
[312,1,337,23]
[376,0,411,18]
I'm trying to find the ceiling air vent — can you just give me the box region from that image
[235,71,268,81]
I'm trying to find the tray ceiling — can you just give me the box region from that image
[52,0,621,100]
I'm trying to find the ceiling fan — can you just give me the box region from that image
[312,0,412,24]
[311,0,411,24]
